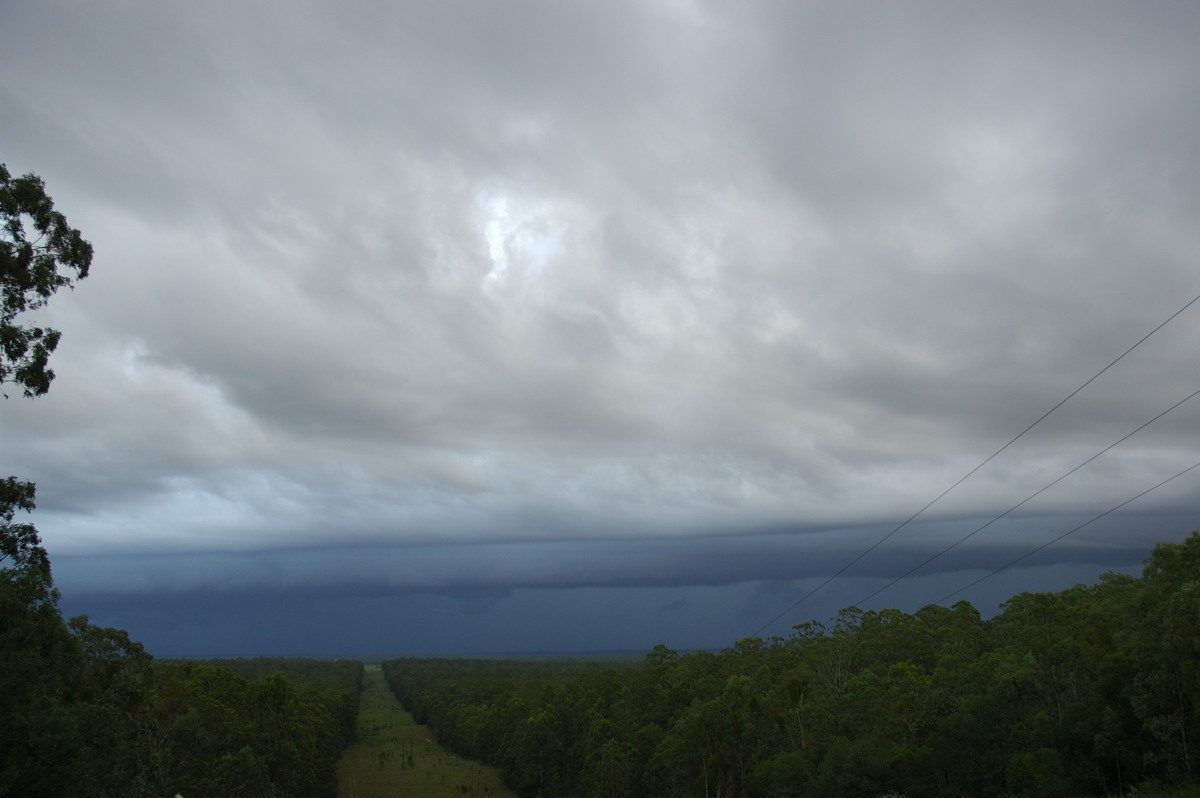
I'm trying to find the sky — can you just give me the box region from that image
[3,0,1199,657]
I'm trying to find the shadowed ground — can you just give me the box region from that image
[337,666,517,798]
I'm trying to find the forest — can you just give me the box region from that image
[7,526,1200,797]
[3,477,362,796]
[384,532,1200,798]
[0,555,364,798]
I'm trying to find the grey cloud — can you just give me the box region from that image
[4,0,1200,654]
[51,511,1172,603]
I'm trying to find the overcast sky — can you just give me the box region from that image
[3,0,1199,656]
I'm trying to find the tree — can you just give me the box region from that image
[0,164,103,796]
[1,163,92,398]
[0,477,80,796]
[0,476,55,609]
[1126,533,1200,782]
[1,163,90,611]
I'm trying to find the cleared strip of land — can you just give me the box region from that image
[337,665,517,798]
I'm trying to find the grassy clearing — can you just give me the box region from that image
[337,666,517,798]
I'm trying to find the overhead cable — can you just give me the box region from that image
[750,291,1200,637]
[852,384,1200,608]
[932,459,1200,606]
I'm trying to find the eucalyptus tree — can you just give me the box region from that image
[0,163,92,398]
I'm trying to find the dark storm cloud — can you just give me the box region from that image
[52,509,1176,603]
[4,0,1200,653]
[55,512,1174,655]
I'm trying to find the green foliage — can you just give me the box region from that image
[0,477,55,610]
[0,163,92,398]
[1,469,362,797]
[383,533,1200,798]
[152,658,364,797]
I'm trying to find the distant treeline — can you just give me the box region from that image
[384,532,1200,798]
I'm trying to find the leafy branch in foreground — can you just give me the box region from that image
[0,163,92,398]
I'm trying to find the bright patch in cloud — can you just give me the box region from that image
[478,187,566,289]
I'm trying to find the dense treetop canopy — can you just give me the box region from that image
[385,534,1200,798]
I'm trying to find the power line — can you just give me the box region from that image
[750,291,1200,637]
[852,384,1200,608]
[932,458,1200,606]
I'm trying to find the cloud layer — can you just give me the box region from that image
[4,0,1199,653]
